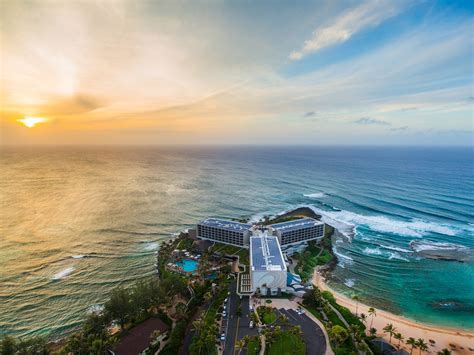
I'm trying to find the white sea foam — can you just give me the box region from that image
[363,247,383,256]
[51,267,75,280]
[304,192,326,198]
[363,247,409,261]
[87,304,104,314]
[72,255,85,259]
[380,245,413,253]
[344,279,355,288]
[309,206,458,238]
[388,253,409,262]
[333,246,354,269]
[143,242,159,251]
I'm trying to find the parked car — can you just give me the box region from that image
[249,321,254,329]
[220,333,226,341]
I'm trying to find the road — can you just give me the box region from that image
[223,283,258,355]
[276,308,327,355]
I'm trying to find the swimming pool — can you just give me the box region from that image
[176,259,199,273]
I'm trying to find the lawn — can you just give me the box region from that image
[263,311,277,324]
[247,338,260,355]
[257,306,277,324]
[267,332,305,355]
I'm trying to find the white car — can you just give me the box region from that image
[249,321,254,329]
[224,298,228,303]
[220,333,226,341]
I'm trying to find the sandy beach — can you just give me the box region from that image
[313,270,474,354]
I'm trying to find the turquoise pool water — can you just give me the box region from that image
[176,259,199,273]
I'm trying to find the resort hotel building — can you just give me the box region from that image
[196,218,252,247]
[250,233,287,295]
[196,217,324,249]
[196,216,325,295]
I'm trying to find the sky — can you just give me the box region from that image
[1,0,473,146]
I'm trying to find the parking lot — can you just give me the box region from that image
[275,308,327,355]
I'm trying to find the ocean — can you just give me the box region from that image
[0,146,473,338]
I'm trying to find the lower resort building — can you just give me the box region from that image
[269,218,325,246]
[196,217,324,249]
[250,233,287,296]
[196,218,252,247]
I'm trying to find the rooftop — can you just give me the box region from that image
[250,233,286,272]
[198,218,252,232]
[269,217,323,233]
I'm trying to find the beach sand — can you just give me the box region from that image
[313,270,474,354]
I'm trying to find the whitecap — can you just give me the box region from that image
[304,192,326,199]
[72,255,85,259]
[51,267,74,280]
[363,247,383,256]
[143,242,159,251]
[344,279,355,288]
[380,245,413,253]
[87,304,104,314]
[388,253,409,262]
[308,206,458,238]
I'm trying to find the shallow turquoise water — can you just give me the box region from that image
[176,259,199,273]
[0,146,472,338]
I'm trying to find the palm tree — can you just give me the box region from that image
[368,307,376,329]
[382,323,396,344]
[406,337,417,355]
[416,338,428,355]
[352,295,360,316]
[394,332,404,349]
[437,349,451,355]
[360,313,367,325]
[369,327,377,337]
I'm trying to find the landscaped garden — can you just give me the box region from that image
[266,330,305,355]
[257,306,277,324]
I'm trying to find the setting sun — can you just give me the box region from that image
[18,116,47,128]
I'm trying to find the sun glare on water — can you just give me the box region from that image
[18,116,47,128]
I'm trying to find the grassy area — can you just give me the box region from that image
[293,240,334,281]
[263,215,303,225]
[267,331,305,355]
[263,311,277,324]
[247,338,260,355]
[257,306,277,324]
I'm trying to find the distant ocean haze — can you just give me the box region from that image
[0,145,473,338]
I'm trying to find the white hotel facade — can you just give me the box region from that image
[196,217,325,295]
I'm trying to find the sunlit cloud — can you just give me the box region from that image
[289,0,409,60]
[17,116,48,128]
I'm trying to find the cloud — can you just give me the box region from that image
[290,0,408,60]
[303,111,316,117]
[390,126,409,131]
[40,94,104,116]
[353,117,390,126]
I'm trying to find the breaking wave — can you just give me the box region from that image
[362,247,409,262]
[304,192,326,199]
[308,206,459,238]
[51,267,75,280]
[344,278,355,288]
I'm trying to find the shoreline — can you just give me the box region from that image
[313,270,474,354]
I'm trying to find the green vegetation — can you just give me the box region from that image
[246,337,261,355]
[293,240,333,281]
[0,336,49,355]
[266,330,305,355]
[263,215,303,225]
[303,287,364,354]
[257,306,276,324]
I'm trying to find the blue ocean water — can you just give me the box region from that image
[0,146,473,338]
